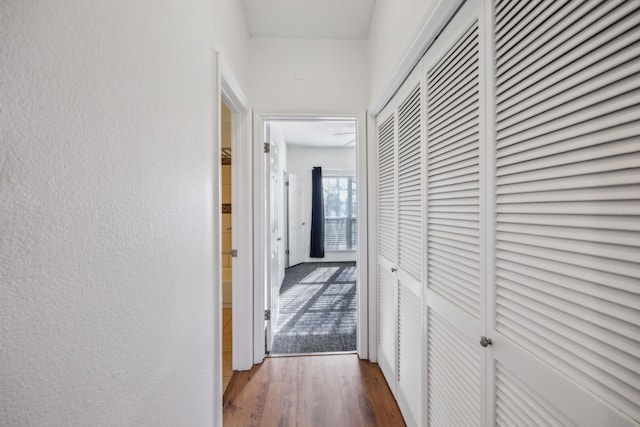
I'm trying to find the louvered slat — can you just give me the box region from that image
[377,264,396,379]
[427,21,481,319]
[398,85,423,281]
[377,116,396,261]
[427,310,480,427]
[398,282,422,425]
[496,362,576,427]
[494,0,640,422]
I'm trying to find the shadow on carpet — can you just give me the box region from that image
[270,262,357,355]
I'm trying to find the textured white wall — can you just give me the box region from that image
[287,146,357,263]
[0,1,250,425]
[367,0,437,108]
[213,0,252,91]
[250,38,368,113]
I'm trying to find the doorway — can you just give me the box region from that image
[263,118,360,356]
[220,101,233,392]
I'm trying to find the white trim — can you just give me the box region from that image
[419,55,429,427]
[220,61,253,372]
[370,0,465,116]
[366,112,378,362]
[211,50,222,427]
[252,112,267,364]
[479,0,495,425]
[254,111,370,360]
[355,111,368,359]
[220,61,248,114]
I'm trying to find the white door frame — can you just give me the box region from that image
[212,50,222,427]
[253,112,370,362]
[219,61,253,373]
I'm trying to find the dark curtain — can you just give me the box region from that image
[310,166,325,258]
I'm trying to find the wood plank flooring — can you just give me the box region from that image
[223,354,406,427]
[222,308,232,392]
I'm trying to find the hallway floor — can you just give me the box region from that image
[222,354,405,427]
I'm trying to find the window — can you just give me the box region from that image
[323,176,357,251]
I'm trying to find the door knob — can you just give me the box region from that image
[302,222,306,225]
[480,336,492,347]
[391,267,397,272]
[277,238,282,241]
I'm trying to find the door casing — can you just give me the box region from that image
[252,113,370,363]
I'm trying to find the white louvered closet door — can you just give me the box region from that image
[395,67,424,427]
[489,0,640,426]
[376,104,398,394]
[423,0,485,425]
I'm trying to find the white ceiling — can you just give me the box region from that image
[271,120,357,147]
[241,0,376,40]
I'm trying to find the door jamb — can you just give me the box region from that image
[253,112,370,361]
[220,61,253,372]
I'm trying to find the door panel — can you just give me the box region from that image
[395,69,425,426]
[491,0,640,425]
[376,110,398,393]
[288,173,304,267]
[422,0,484,425]
[377,258,397,389]
[266,129,280,353]
[427,303,481,427]
[397,279,422,426]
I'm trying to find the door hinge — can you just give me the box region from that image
[285,250,290,255]
[264,309,271,321]
[264,142,271,154]
[231,249,238,258]
[285,181,289,186]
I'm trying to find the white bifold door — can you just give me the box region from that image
[376,62,426,426]
[423,0,485,426]
[375,0,640,425]
[488,0,640,425]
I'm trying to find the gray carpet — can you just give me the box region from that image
[270,262,357,355]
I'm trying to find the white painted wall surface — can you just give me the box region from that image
[213,0,252,92]
[0,1,250,425]
[286,146,357,263]
[250,38,368,113]
[367,0,437,108]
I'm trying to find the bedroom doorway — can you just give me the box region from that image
[220,101,233,391]
[263,118,360,356]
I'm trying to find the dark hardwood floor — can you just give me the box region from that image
[223,354,406,427]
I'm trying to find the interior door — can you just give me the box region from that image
[394,66,424,427]
[488,0,640,425]
[266,133,280,353]
[287,173,304,267]
[376,105,398,395]
[422,0,485,425]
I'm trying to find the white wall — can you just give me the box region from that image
[213,0,252,94]
[0,1,250,425]
[250,38,368,113]
[367,0,437,108]
[287,146,357,263]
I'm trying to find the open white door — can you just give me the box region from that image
[265,129,281,353]
[252,112,266,363]
[287,173,304,267]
